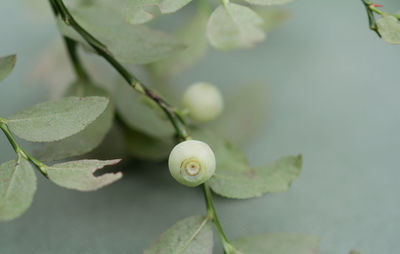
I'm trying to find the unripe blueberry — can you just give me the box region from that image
[168,140,216,187]
[182,82,223,123]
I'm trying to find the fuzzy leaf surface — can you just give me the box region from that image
[193,130,302,199]
[7,96,108,142]
[47,159,122,191]
[124,127,174,161]
[207,3,265,50]
[377,15,400,45]
[0,54,16,83]
[126,0,193,24]
[0,158,36,221]
[114,82,175,139]
[144,215,213,254]
[151,7,209,78]
[57,5,184,64]
[36,82,114,161]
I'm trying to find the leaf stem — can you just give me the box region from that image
[0,121,48,177]
[47,1,236,252]
[203,182,237,254]
[360,0,400,37]
[64,38,90,81]
[49,0,189,140]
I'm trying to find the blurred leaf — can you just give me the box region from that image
[0,54,16,83]
[124,126,174,161]
[114,81,175,139]
[0,158,36,221]
[47,159,122,191]
[126,0,193,24]
[144,215,213,254]
[232,233,319,254]
[349,251,361,254]
[150,6,210,78]
[243,0,294,5]
[377,15,400,45]
[207,3,265,50]
[207,83,268,145]
[255,8,291,32]
[7,96,108,142]
[36,81,114,161]
[57,5,185,64]
[193,130,302,199]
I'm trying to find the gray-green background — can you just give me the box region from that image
[1,0,399,253]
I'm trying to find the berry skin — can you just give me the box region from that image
[168,140,216,187]
[182,82,224,123]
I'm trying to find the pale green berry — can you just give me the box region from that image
[182,82,223,123]
[168,140,216,187]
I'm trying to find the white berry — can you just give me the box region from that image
[182,82,224,123]
[168,140,216,187]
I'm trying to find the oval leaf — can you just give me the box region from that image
[35,82,114,161]
[0,158,36,221]
[7,96,109,142]
[232,233,320,254]
[207,3,265,50]
[150,6,210,78]
[114,82,175,139]
[124,126,174,161]
[144,215,213,254]
[193,130,302,199]
[377,15,400,45]
[57,5,185,64]
[243,0,294,5]
[0,54,16,83]
[47,159,122,191]
[126,0,193,24]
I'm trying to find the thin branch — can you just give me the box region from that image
[50,0,189,140]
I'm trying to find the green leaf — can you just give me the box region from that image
[377,15,400,45]
[0,54,16,83]
[232,233,320,254]
[126,0,193,24]
[114,82,175,139]
[0,158,36,221]
[35,82,114,161]
[207,3,265,50]
[207,83,268,145]
[124,126,174,161]
[242,0,294,5]
[144,216,213,254]
[192,130,302,199]
[7,96,108,142]
[57,5,185,64]
[150,6,210,78]
[47,159,122,191]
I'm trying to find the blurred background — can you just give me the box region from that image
[1,0,399,253]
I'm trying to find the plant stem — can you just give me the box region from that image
[49,0,189,140]
[48,1,235,252]
[361,0,400,37]
[0,121,48,177]
[203,183,237,254]
[64,38,90,81]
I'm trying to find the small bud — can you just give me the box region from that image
[168,140,216,187]
[371,3,383,8]
[182,82,224,123]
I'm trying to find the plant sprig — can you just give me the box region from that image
[361,0,400,39]
[0,119,48,177]
[49,0,241,252]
